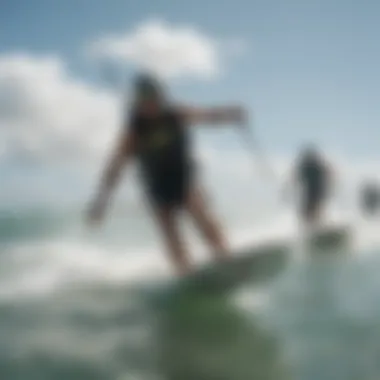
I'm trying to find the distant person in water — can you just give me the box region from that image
[86,73,247,275]
[360,181,380,216]
[290,145,334,226]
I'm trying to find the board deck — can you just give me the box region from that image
[175,225,351,292]
[142,224,352,303]
[137,241,289,305]
[173,241,290,295]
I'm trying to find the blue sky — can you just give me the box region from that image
[1,0,379,153]
[0,0,379,206]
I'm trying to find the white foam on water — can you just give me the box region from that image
[232,206,380,255]
[2,205,380,302]
[0,240,171,300]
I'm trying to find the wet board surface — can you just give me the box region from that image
[141,224,352,304]
[136,242,289,306]
[163,241,290,298]
[173,225,351,293]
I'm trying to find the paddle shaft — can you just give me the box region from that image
[240,119,277,181]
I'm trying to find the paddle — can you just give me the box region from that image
[238,110,280,188]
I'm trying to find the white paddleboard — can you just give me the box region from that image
[174,240,290,295]
[137,239,290,306]
[177,224,351,292]
[305,223,351,252]
[142,224,352,303]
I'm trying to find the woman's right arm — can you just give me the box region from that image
[87,128,137,225]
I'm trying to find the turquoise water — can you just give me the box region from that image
[1,209,380,379]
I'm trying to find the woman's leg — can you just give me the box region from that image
[303,194,323,228]
[152,205,192,276]
[186,186,230,261]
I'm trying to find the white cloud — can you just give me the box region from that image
[0,53,120,166]
[0,20,247,169]
[0,47,377,211]
[87,19,246,80]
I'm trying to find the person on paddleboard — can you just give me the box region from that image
[291,144,334,225]
[360,181,380,216]
[86,73,247,275]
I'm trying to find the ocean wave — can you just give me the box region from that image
[0,208,68,245]
[1,204,380,303]
[0,239,170,301]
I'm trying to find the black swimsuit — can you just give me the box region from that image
[298,158,328,216]
[130,107,193,207]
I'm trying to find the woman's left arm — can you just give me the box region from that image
[178,105,247,126]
